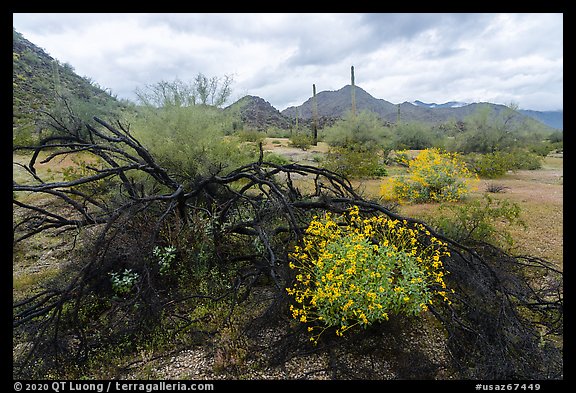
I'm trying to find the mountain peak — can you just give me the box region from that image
[281,84,396,120]
[225,94,290,130]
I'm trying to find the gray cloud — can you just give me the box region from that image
[12,13,563,111]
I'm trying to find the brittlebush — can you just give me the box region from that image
[286,206,452,344]
[381,148,479,203]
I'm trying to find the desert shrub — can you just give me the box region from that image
[465,152,509,178]
[12,122,39,147]
[263,152,291,165]
[266,127,292,138]
[130,105,257,177]
[548,130,562,142]
[528,141,556,157]
[466,150,542,178]
[286,206,452,343]
[509,150,542,170]
[323,146,387,178]
[424,194,526,249]
[390,121,437,150]
[381,148,478,203]
[235,129,266,144]
[289,132,314,150]
[323,110,391,150]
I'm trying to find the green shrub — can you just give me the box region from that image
[236,129,266,144]
[323,146,386,178]
[323,110,391,150]
[391,121,436,150]
[509,151,542,170]
[130,105,257,177]
[528,142,556,157]
[289,132,313,150]
[266,127,292,138]
[465,152,509,178]
[263,152,290,165]
[426,194,526,249]
[466,150,542,178]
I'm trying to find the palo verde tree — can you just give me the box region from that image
[13,106,562,379]
[135,73,234,108]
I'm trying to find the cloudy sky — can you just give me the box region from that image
[12,13,563,111]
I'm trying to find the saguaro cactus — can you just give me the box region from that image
[312,84,318,146]
[351,65,356,117]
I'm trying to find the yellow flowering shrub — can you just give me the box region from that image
[286,206,452,343]
[381,148,479,203]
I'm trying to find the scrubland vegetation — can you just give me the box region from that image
[13,77,563,380]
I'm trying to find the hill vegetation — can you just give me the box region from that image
[12,29,132,146]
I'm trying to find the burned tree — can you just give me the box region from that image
[13,111,562,379]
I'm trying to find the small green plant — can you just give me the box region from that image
[263,152,290,165]
[286,206,452,344]
[153,246,177,275]
[109,269,139,296]
[485,183,510,193]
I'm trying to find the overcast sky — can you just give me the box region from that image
[13,13,563,111]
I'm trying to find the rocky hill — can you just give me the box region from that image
[12,28,129,140]
[282,85,397,121]
[224,95,290,130]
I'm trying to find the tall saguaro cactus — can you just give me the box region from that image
[312,84,318,146]
[351,65,356,117]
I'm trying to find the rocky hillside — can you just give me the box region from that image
[282,85,397,121]
[12,28,129,139]
[224,95,290,131]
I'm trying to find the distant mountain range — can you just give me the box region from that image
[277,85,562,130]
[411,100,469,109]
[13,27,562,135]
[517,109,563,131]
[412,100,563,130]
